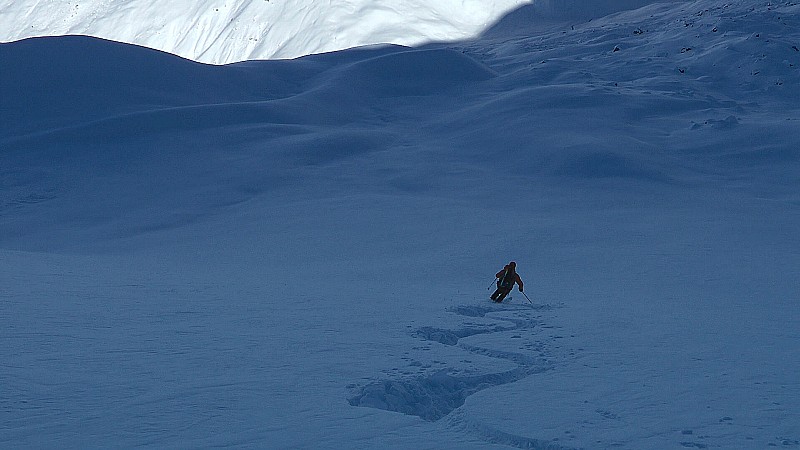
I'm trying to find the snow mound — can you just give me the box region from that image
[2,36,221,135]
[327,48,498,98]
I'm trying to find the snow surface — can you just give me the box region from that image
[2,0,800,448]
[1,0,531,63]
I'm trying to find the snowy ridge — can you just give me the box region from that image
[0,0,530,63]
[2,0,799,448]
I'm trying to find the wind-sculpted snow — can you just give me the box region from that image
[0,39,506,247]
[326,48,498,98]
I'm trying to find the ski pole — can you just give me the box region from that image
[521,291,533,305]
[487,278,497,290]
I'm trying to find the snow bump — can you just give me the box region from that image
[331,48,498,98]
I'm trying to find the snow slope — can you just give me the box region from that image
[2,0,799,448]
[0,0,530,63]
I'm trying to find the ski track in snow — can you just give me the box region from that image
[349,300,581,448]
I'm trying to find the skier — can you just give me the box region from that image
[491,261,524,303]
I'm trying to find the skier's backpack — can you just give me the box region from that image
[499,267,515,288]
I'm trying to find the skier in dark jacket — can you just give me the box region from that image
[491,261,524,303]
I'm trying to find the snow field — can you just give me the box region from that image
[2,0,799,448]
